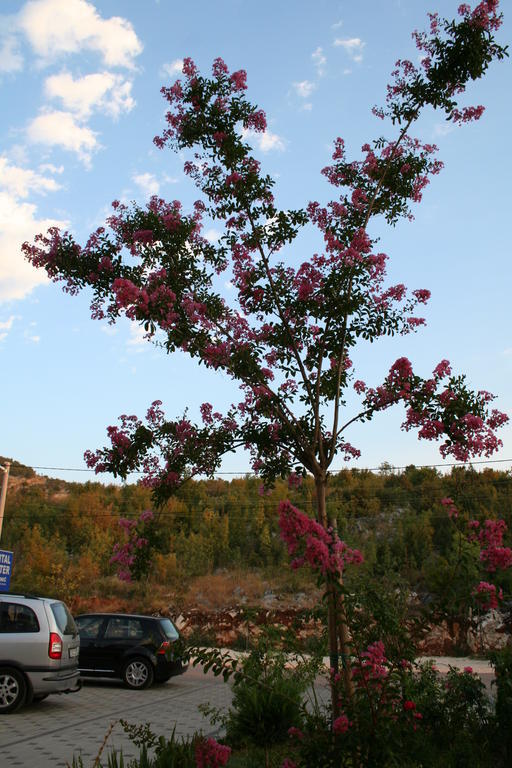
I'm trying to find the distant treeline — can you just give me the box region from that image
[3,460,512,599]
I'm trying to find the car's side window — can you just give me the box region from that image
[0,602,40,633]
[76,616,104,639]
[104,618,144,640]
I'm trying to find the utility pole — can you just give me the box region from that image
[0,461,11,542]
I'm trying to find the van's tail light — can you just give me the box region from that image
[157,640,171,655]
[49,632,63,659]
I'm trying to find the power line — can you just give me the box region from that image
[5,482,512,522]
[6,472,512,508]
[20,456,512,477]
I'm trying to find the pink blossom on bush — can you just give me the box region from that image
[354,640,388,684]
[194,737,231,768]
[472,580,502,610]
[333,713,351,734]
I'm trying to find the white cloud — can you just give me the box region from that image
[434,121,455,137]
[161,58,183,78]
[0,156,61,198]
[293,80,316,99]
[24,331,40,342]
[0,159,66,304]
[334,37,365,63]
[205,228,221,243]
[100,324,117,336]
[0,315,17,331]
[27,110,99,165]
[38,163,64,175]
[127,323,146,347]
[312,46,326,77]
[44,71,135,119]
[301,103,313,112]
[0,191,66,302]
[243,127,285,153]
[258,130,285,153]
[18,0,142,68]
[132,172,160,197]
[0,35,23,72]
[331,20,343,30]
[7,144,29,165]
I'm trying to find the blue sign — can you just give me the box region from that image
[0,550,13,591]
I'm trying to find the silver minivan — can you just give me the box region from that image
[0,593,81,713]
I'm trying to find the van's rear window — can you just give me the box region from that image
[51,602,77,635]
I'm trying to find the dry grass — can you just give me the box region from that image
[70,567,320,616]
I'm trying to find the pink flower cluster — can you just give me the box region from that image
[458,0,502,31]
[471,519,512,572]
[110,509,155,582]
[472,581,503,610]
[442,499,510,610]
[278,500,363,576]
[194,737,231,768]
[332,713,352,735]
[353,640,389,684]
[441,497,459,519]
[288,472,303,489]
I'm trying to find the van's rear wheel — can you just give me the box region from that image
[0,668,27,713]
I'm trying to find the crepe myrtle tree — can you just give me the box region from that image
[24,1,508,709]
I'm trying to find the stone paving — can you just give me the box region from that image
[0,666,233,768]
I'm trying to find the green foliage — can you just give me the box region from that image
[346,571,420,664]
[288,661,512,768]
[194,632,318,763]
[3,465,512,609]
[490,646,512,765]
[224,652,306,749]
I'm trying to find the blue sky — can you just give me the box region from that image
[0,0,511,484]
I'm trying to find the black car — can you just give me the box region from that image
[74,613,188,689]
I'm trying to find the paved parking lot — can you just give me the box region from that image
[0,657,495,767]
[0,666,233,767]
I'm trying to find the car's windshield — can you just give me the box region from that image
[51,602,77,636]
[159,618,179,640]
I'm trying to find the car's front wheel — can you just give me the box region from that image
[0,667,27,714]
[122,657,154,689]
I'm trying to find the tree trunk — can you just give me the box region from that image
[315,474,355,711]
[315,474,341,717]
[327,512,355,704]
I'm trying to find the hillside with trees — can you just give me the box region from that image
[3,459,512,624]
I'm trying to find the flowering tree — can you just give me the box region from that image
[24,1,508,710]
[110,508,156,582]
[439,496,512,620]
